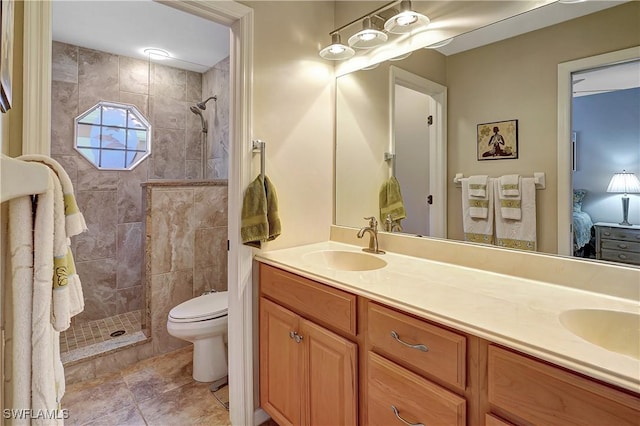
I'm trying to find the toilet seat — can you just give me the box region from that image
[169,291,228,323]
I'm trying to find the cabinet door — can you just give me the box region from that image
[301,318,358,426]
[260,297,301,426]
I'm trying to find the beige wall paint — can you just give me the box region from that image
[446,2,640,254]
[243,1,335,250]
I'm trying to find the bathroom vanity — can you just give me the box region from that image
[256,241,640,426]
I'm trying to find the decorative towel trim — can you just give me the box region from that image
[469,199,489,209]
[496,238,536,251]
[469,183,487,191]
[501,183,519,192]
[500,199,521,209]
[464,232,494,244]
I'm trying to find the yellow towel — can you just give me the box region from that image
[379,176,406,229]
[241,175,281,248]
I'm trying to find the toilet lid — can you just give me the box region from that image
[169,291,228,321]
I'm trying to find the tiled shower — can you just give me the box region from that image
[50,41,229,367]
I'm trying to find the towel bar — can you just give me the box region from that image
[453,172,546,189]
[252,140,266,180]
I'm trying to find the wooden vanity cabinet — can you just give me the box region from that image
[259,264,358,426]
[488,345,640,426]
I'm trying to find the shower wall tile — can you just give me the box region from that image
[78,48,120,112]
[149,190,196,274]
[120,56,149,95]
[76,258,118,323]
[151,97,187,130]
[51,154,78,191]
[50,80,79,155]
[117,160,149,224]
[116,286,142,314]
[186,114,203,161]
[150,271,193,354]
[117,222,143,289]
[194,227,228,280]
[186,71,202,102]
[52,41,78,84]
[194,186,227,228]
[76,190,118,262]
[152,64,186,101]
[119,92,149,117]
[149,128,186,179]
[77,156,118,191]
[185,160,202,180]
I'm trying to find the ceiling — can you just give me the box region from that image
[572,60,640,97]
[52,0,636,94]
[52,0,230,73]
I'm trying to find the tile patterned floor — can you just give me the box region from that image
[61,310,142,353]
[62,346,231,425]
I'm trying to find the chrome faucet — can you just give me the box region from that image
[357,217,385,254]
[384,214,401,233]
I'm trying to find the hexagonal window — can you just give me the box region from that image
[74,101,151,170]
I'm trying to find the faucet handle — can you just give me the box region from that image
[364,216,378,230]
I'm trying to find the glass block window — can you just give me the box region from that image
[74,102,151,170]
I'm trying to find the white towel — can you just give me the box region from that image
[8,173,66,425]
[494,177,537,251]
[499,174,520,197]
[20,155,87,328]
[468,175,489,197]
[462,178,494,244]
[498,176,522,220]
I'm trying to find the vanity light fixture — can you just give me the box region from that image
[319,33,355,60]
[606,170,640,226]
[348,16,388,49]
[384,0,430,34]
[319,0,430,61]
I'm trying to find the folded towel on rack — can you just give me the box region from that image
[494,177,537,251]
[499,174,520,197]
[462,178,494,245]
[241,175,281,248]
[379,176,406,230]
[497,175,522,220]
[468,175,488,197]
[19,155,87,330]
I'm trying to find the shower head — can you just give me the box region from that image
[189,105,208,133]
[196,95,217,110]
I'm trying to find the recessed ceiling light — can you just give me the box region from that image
[143,48,170,60]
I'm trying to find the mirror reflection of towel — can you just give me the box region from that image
[241,175,281,248]
[379,176,406,229]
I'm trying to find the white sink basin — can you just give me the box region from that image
[559,309,640,359]
[302,250,387,271]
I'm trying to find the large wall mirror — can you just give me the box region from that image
[335,0,640,267]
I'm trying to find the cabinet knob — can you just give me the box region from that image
[618,254,628,260]
[390,331,429,352]
[391,405,424,426]
[617,244,629,249]
[289,331,303,343]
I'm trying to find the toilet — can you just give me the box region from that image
[167,291,228,383]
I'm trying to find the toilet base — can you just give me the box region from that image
[209,376,228,392]
[193,334,228,382]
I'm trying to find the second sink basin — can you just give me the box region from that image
[303,250,387,271]
[559,309,640,359]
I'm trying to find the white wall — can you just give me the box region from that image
[243,1,335,250]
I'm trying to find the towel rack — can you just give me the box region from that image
[453,172,546,189]
[384,152,395,177]
[252,140,266,180]
[0,154,50,203]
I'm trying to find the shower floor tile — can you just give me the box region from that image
[60,310,142,354]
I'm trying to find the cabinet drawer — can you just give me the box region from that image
[598,227,640,242]
[367,302,466,390]
[488,345,640,426]
[260,264,357,336]
[600,249,640,265]
[367,351,466,426]
[601,239,640,253]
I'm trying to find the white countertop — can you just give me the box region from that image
[255,241,640,393]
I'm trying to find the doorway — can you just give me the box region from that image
[390,66,447,238]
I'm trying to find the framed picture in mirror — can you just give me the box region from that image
[477,119,518,160]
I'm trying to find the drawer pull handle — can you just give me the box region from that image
[390,331,429,352]
[289,331,304,343]
[391,405,424,426]
[617,244,629,249]
[618,254,628,260]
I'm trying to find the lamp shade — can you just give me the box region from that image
[384,0,430,34]
[319,33,355,60]
[348,17,387,49]
[606,170,640,194]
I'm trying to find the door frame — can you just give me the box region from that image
[389,66,447,238]
[23,1,260,424]
[556,46,640,256]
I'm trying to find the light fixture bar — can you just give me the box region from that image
[328,0,400,37]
